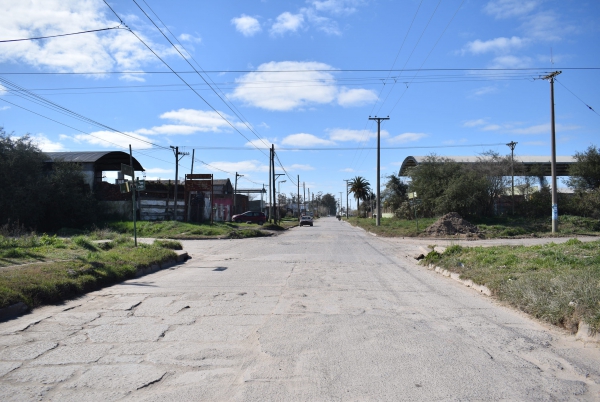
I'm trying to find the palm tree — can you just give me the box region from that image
[348,176,371,217]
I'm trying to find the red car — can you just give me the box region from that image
[232,211,266,224]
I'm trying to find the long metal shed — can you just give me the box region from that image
[45,151,145,188]
[398,155,575,177]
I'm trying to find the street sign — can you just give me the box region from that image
[408,192,418,199]
[119,181,131,193]
[136,178,146,191]
[121,163,134,178]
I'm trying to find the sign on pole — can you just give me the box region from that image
[121,163,134,178]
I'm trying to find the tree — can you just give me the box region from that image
[348,176,370,217]
[320,193,338,215]
[0,129,101,231]
[382,174,408,212]
[567,145,600,191]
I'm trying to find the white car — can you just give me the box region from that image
[300,216,313,227]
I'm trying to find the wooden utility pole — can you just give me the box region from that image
[541,71,561,233]
[297,175,300,221]
[344,179,350,218]
[271,145,277,224]
[190,149,195,175]
[507,141,517,215]
[268,146,272,223]
[369,116,390,226]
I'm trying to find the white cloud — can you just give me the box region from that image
[29,133,65,152]
[340,167,355,172]
[244,139,275,149]
[178,33,201,43]
[510,123,580,135]
[522,11,574,42]
[463,36,526,55]
[231,61,378,111]
[327,128,386,142]
[302,8,341,36]
[135,109,240,135]
[483,0,539,19]
[205,160,269,173]
[472,86,498,96]
[387,133,428,144]
[286,164,315,171]
[463,119,487,127]
[337,87,378,107]
[490,55,533,68]
[145,168,174,174]
[270,12,304,35]
[0,0,175,79]
[309,0,365,15]
[231,14,262,36]
[231,61,337,111]
[282,133,334,147]
[482,124,502,131]
[0,106,9,111]
[73,130,155,149]
[0,84,6,96]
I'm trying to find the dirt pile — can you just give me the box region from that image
[424,212,482,237]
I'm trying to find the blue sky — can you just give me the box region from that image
[1,0,598,199]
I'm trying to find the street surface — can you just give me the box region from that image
[1,217,599,401]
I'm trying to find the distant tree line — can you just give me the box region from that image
[0,129,103,233]
[380,146,600,220]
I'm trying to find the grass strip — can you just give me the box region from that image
[423,239,600,333]
[0,241,176,310]
[345,217,438,237]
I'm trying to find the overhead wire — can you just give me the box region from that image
[555,78,600,117]
[127,0,269,158]
[138,0,271,151]
[0,76,168,149]
[0,26,125,43]
[274,151,297,186]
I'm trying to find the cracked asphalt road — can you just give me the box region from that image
[1,217,599,401]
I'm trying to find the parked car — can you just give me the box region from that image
[300,216,313,227]
[232,211,266,224]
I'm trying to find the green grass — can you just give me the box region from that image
[344,215,600,238]
[472,215,600,238]
[106,220,276,239]
[424,239,600,333]
[153,239,183,250]
[0,236,177,310]
[345,217,438,237]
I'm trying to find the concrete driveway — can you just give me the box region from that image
[1,217,599,401]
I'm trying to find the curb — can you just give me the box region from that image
[427,263,492,296]
[0,250,190,322]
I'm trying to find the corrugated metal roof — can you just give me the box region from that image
[45,151,144,171]
[399,155,575,176]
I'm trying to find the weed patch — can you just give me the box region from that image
[428,240,600,333]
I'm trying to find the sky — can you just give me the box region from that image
[1,0,599,202]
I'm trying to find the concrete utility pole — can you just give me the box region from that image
[506,141,517,215]
[129,144,137,247]
[234,172,243,215]
[297,175,300,220]
[344,179,350,218]
[268,146,272,223]
[170,146,189,221]
[339,192,343,216]
[369,116,389,227]
[541,71,561,233]
[190,149,195,175]
[303,182,306,215]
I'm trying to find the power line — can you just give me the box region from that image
[274,151,297,186]
[137,0,271,151]
[0,26,124,43]
[0,77,167,149]
[1,67,597,75]
[127,0,269,157]
[555,78,600,117]
[180,143,509,151]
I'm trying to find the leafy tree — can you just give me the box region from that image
[320,193,338,215]
[567,145,600,190]
[382,174,408,212]
[0,129,101,231]
[348,176,370,217]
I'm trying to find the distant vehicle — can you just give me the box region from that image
[232,211,266,225]
[300,216,313,227]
